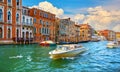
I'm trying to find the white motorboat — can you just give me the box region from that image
[107,41,118,48]
[49,44,86,59]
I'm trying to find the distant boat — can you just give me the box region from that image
[49,44,86,59]
[107,41,118,48]
[40,40,56,46]
[91,35,100,42]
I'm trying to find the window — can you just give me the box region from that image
[8,28,11,38]
[42,28,44,34]
[8,11,11,23]
[34,10,36,15]
[40,20,42,24]
[30,33,32,38]
[23,9,27,15]
[17,29,19,38]
[0,9,3,21]
[22,16,25,23]
[39,28,41,33]
[46,22,48,25]
[45,28,46,34]
[0,27,2,38]
[22,32,24,38]
[16,0,19,6]
[26,18,28,24]
[34,27,36,33]
[8,0,11,4]
[16,13,19,23]
[33,18,36,23]
[30,18,32,24]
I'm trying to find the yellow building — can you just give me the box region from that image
[79,24,92,42]
[116,32,120,41]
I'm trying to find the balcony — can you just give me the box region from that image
[8,3,12,7]
[17,22,21,25]
[22,22,33,26]
[7,20,12,24]
[17,6,21,10]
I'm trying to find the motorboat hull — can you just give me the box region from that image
[49,48,85,59]
[107,45,117,48]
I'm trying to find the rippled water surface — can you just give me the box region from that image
[0,41,120,72]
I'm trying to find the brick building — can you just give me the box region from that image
[0,0,22,43]
[28,8,56,42]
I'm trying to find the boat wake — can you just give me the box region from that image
[9,55,23,59]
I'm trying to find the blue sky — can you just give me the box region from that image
[23,0,105,14]
[22,0,119,14]
[22,0,120,31]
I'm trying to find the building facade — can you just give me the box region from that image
[79,24,92,42]
[28,8,55,42]
[74,24,80,42]
[0,0,22,43]
[116,32,120,41]
[99,30,116,41]
[21,6,33,43]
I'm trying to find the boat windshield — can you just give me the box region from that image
[56,45,69,50]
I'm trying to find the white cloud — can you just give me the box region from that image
[74,14,85,22]
[113,24,120,32]
[29,1,64,17]
[73,6,120,32]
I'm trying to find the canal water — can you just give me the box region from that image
[0,41,120,72]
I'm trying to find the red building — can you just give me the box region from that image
[99,30,116,41]
[28,8,56,42]
[0,0,22,43]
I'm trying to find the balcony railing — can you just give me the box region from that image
[16,21,20,25]
[8,3,12,6]
[22,22,33,26]
[7,20,12,24]
[17,6,21,10]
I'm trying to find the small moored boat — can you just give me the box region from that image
[49,44,86,59]
[40,40,56,46]
[107,41,118,48]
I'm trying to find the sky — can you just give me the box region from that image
[22,0,120,32]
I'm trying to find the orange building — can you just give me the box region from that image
[79,24,92,42]
[28,8,55,42]
[0,0,22,43]
[99,30,116,41]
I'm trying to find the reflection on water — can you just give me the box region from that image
[0,41,120,72]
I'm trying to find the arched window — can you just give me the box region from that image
[22,16,25,23]
[16,0,19,6]
[22,32,24,39]
[26,32,29,39]
[0,27,2,38]
[30,33,32,38]
[8,11,11,21]
[0,9,3,21]
[16,13,19,22]
[8,28,11,38]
